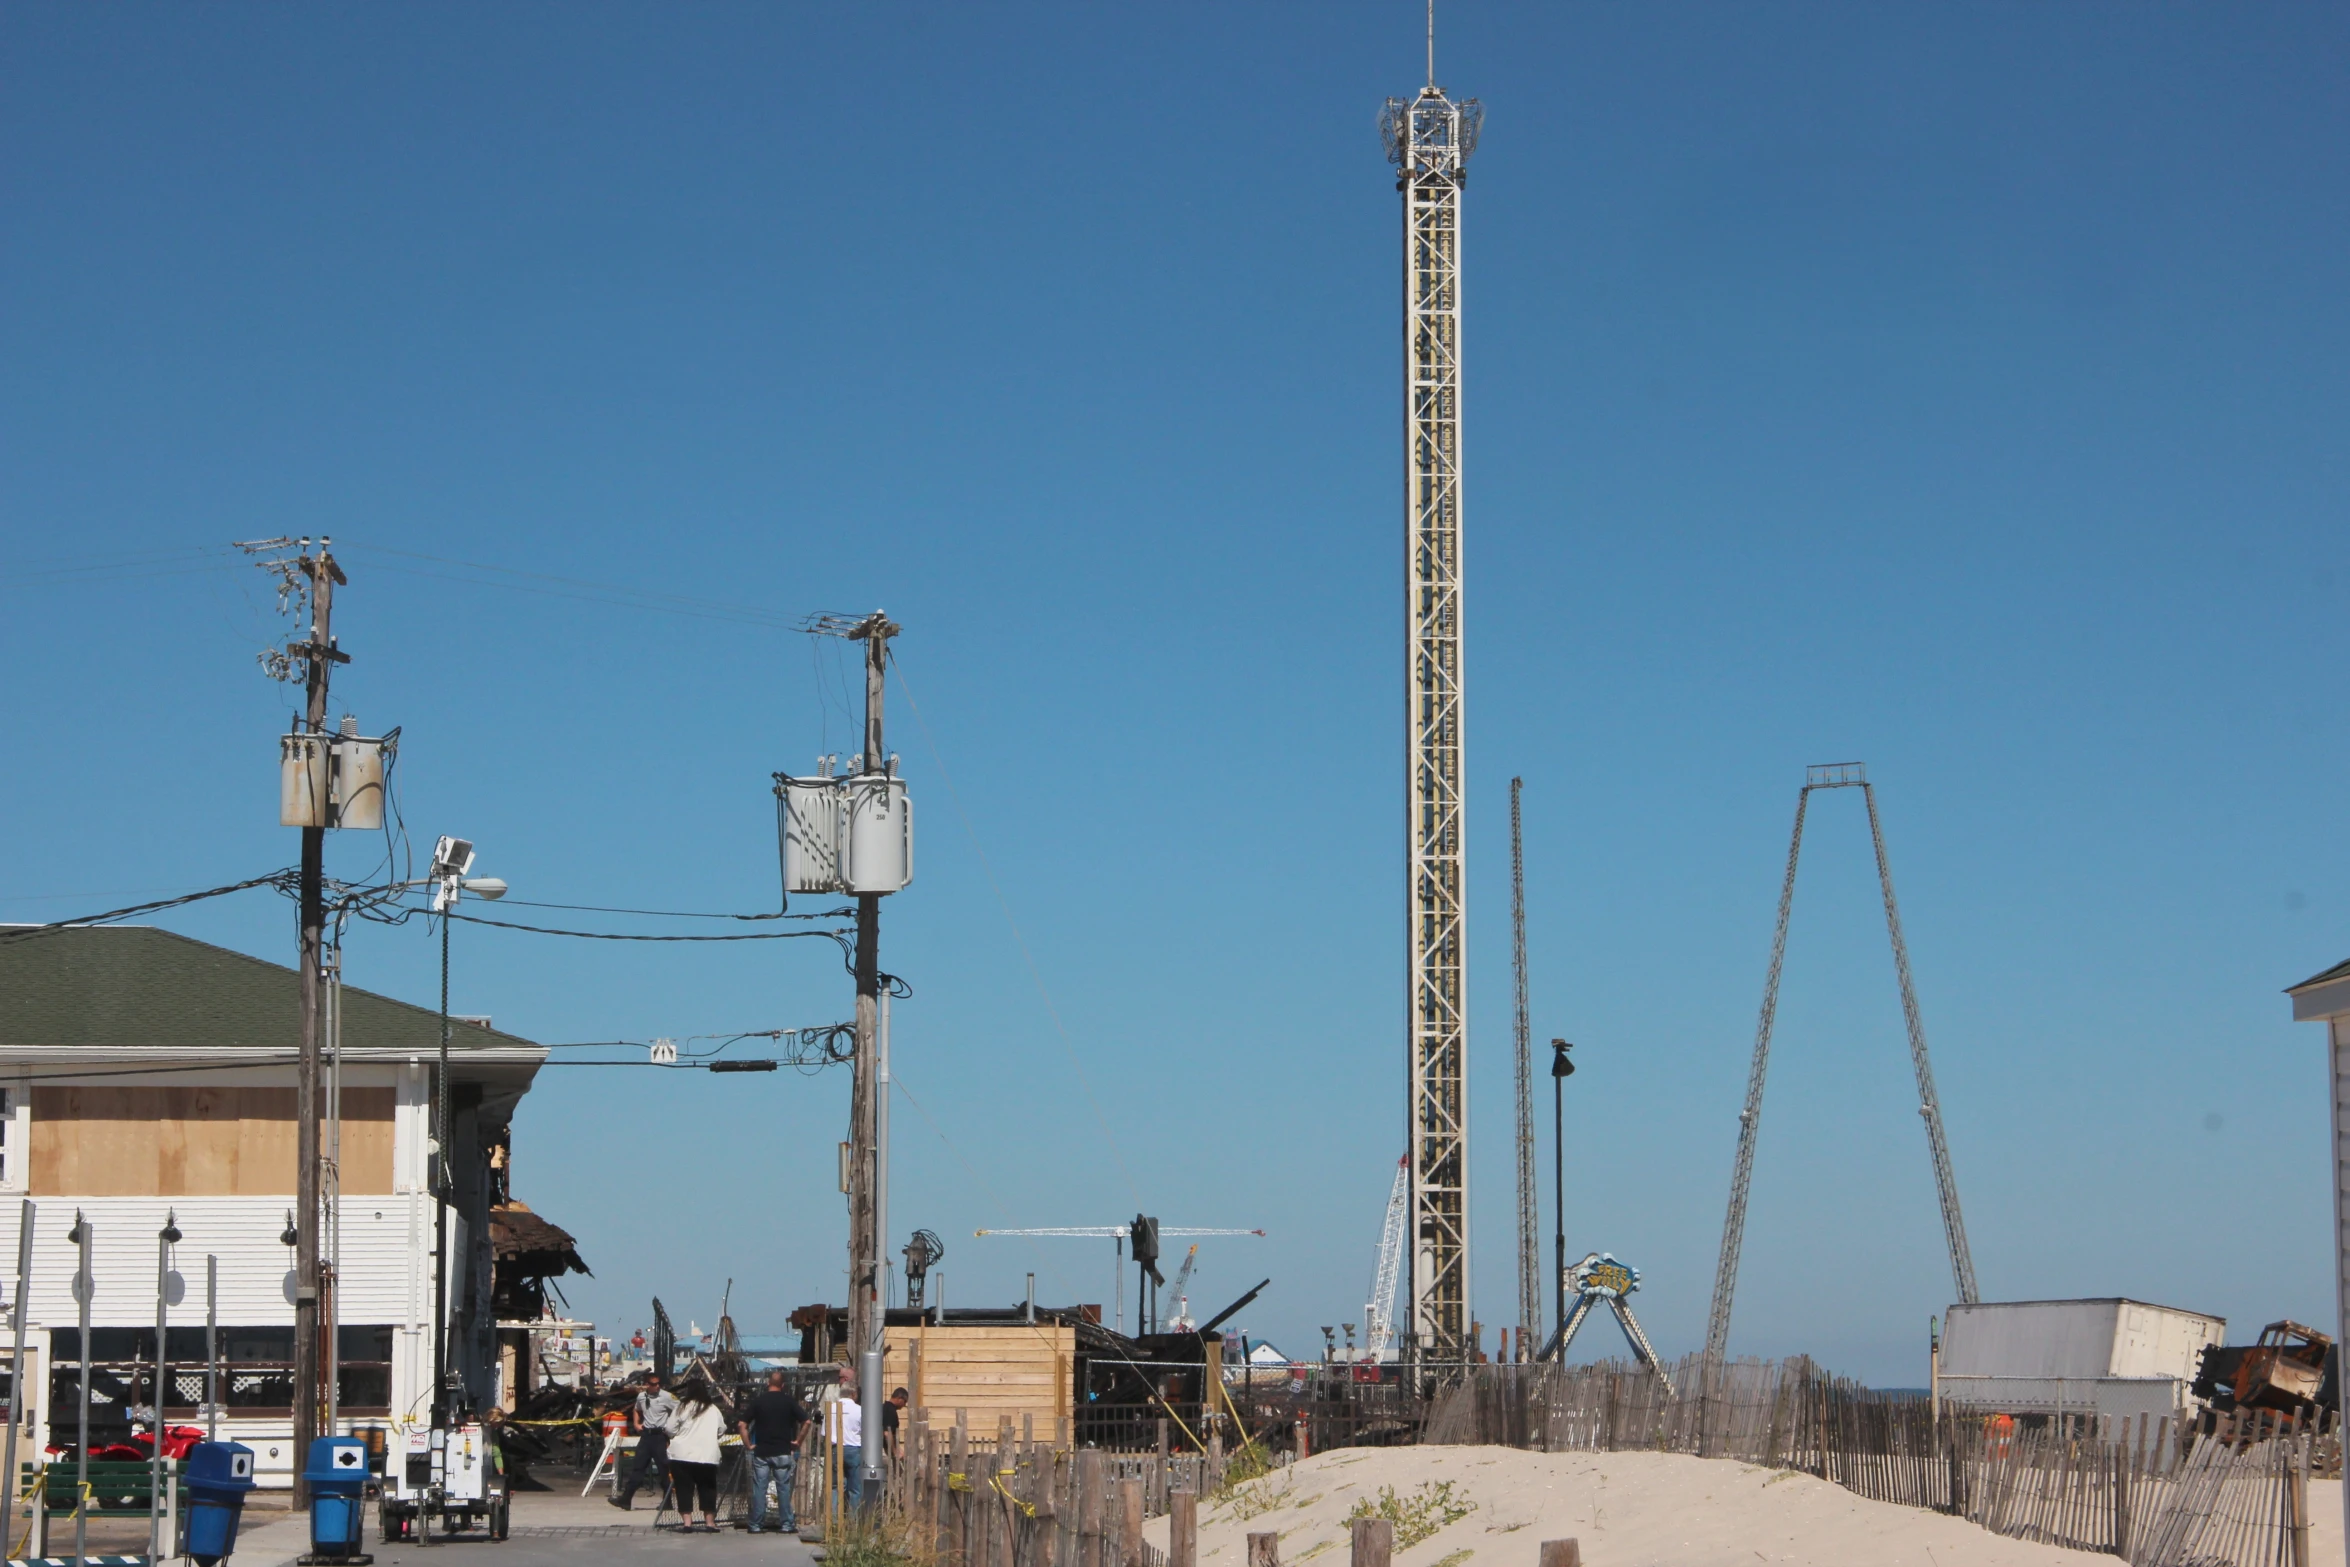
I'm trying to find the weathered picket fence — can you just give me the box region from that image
[1423,1356,2325,1567]
[874,1409,1209,1567]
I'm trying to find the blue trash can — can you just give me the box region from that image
[183,1442,256,1567]
[303,1437,372,1558]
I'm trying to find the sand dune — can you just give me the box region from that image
[1144,1444,2343,1567]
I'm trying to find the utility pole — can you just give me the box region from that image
[847,610,897,1501]
[291,543,344,1502]
[1509,779,1540,1355]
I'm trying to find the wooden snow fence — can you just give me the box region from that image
[1423,1356,2323,1567]
[886,1408,1211,1567]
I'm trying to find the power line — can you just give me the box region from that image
[336,545,800,631]
[888,648,1142,1207]
[437,909,851,945]
[0,872,297,946]
[491,897,849,922]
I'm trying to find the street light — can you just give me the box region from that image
[148,1210,180,1559]
[427,837,503,1433]
[1550,1041,1574,1360]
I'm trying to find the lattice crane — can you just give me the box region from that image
[1704,763,1978,1370]
[1362,1157,1410,1362]
[975,1222,1264,1338]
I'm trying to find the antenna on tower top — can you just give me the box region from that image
[1427,0,1437,87]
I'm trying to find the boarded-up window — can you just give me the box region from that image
[28,1087,394,1196]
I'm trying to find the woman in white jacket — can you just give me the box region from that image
[665,1377,728,1532]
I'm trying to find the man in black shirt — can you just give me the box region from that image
[739,1370,806,1534]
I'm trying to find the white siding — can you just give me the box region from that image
[0,1195,431,1328]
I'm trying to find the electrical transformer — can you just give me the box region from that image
[776,770,912,896]
[279,724,388,830]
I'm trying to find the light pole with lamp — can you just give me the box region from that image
[1549,1041,1574,1360]
[148,1210,180,1561]
[425,837,504,1440]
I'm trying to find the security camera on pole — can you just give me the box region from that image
[775,610,912,1508]
[425,837,505,1439]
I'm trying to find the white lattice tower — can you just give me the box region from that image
[1383,69,1482,1364]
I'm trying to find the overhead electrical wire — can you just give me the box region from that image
[490,897,848,922]
[889,648,1142,1206]
[0,871,298,946]
[335,544,800,631]
[436,909,850,945]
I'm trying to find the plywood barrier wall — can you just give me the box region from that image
[29,1086,395,1196]
[884,1324,1074,1428]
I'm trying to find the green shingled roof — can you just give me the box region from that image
[0,925,539,1052]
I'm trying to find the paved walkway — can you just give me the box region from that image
[228,1481,821,1567]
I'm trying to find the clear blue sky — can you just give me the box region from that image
[4,3,2344,1384]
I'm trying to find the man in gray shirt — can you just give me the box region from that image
[611,1370,680,1510]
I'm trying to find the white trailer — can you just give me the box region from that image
[1938,1298,2224,1421]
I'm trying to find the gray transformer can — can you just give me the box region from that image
[775,773,912,896]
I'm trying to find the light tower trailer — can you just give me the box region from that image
[379,1422,508,1544]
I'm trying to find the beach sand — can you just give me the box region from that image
[1142,1444,2344,1567]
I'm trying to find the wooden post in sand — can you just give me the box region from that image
[1247,1532,1281,1567]
[1120,1477,1144,1567]
[1077,1448,1106,1567]
[1349,1518,1392,1567]
[1537,1542,1582,1567]
[1169,1489,1198,1567]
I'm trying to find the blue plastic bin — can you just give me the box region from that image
[302,1436,372,1558]
[182,1442,256,1567]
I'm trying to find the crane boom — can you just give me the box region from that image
[1704,764,1978,1372]
[1363,1157,1410,1361]
[975,1227,1265,1238]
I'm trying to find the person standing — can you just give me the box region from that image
[739,1369,806,1535]
[830,1364,866,1512]
[883,1387,910,1464]
[666,1377,727,1534]
[611,1370,679,1511]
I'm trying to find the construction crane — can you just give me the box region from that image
[1361,1157,1410,1362]
[1704,763,1978,1371]
[1165,1246,1201,1331]
[975,1221,1265,1337]
[1382,8,1484,1369]
[1509,777,1542,1353]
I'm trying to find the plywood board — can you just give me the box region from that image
[30,1086,395,1196]
[885,1324,1074,1427]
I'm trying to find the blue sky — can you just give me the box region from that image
[3,2,2344,1384]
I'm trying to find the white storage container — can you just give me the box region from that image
[1939,1299,2224,1419]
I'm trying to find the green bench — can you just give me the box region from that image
[13,1459,184,1557]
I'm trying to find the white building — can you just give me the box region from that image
[0,925,545,1486]
[1938,1298,2225,1421]
[2285,956,2350,1553]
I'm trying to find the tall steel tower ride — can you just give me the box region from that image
[1383,43,1482,1365]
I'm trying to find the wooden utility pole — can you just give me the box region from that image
[292,544,345,1502]
[847,610,898,1491]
